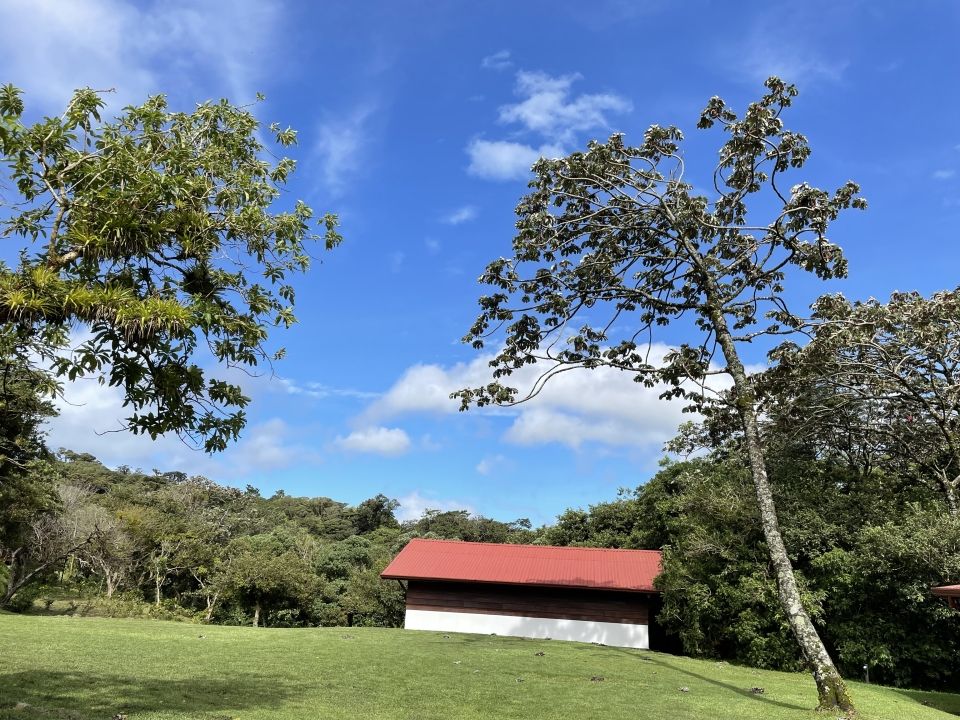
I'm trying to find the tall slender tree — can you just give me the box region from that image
[454,78,864,711]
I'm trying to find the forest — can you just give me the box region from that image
[3,389,960,693]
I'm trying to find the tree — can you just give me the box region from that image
[0,85,340,452]
[222,533,317,627]
[645,458,815,670]
[454,78,864,711]
[772,289,960,514]
[78,506,139,598]
[354,494,400,534]
[0,355,83,606]
[2,478,98,607]
[406,509,535,543]
[550,450,960,690]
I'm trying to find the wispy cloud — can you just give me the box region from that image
[466,70,630,181]
[726,8,849,86]
[737,43,848,85]
[335,426,412,456]
[440,205,479,225]
[46,378,317,477]
[276,377,378,401]
[0,0,281,112]
[481,50,513,71]
[314,102,378,196]
[395,491,473,522]
[231,418,319,471]
[499,71,632,144]
[933,169,956,180]
[476,454,509,476]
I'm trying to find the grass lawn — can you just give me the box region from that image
[1,613,958,720]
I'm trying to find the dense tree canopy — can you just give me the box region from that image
[0,86,340,451]
[0,449,538,626]
[771,289,960,514]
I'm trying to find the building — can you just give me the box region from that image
[380,538,662,649]
[932,584,960,610]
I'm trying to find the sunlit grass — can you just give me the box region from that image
[1,613,957,719]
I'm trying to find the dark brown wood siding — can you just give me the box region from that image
[406,580,652,625]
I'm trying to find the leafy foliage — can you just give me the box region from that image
[546,453,960,691]
[0,85,340,451]
[454,77,864,413]
[1,451,536,627]
[771,289,960,513]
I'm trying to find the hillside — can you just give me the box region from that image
[0,614,957,720]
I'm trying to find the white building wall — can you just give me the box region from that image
[404,608,649,649]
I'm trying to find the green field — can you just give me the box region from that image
[1,613,958,720]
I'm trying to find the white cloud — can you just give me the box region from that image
[466,70,629,181]
[481,50,513,71]
[0,0,280,112]
[933,169,956,180]
[395,491,473,522]
[499,71,632,144]
[504,407,671,448]
[362,345,715,450]
[441,205,479,225]
[335,426,411,456]
[231,418,306,471]
[467,139,565,181]
[314,102,377,196]
[475,454,508,475]
[362,360,485,420]
[46,378,193,469]
[45,378,313,476]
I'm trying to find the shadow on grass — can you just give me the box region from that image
[610,649,810,712]
[896,689,960,716]
[0,670,310,718]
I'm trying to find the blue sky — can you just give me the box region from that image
[2,0,959,524]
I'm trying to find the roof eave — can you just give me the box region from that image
[932,585,960,598]
[379,573,660,593]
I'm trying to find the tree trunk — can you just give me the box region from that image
[253,601,260,628]
[939,473,958,516]
[3,535,96,607]
[710,308,854,714]
[103,568,120,599]
[2,549,24,606]
[203,590,220,623]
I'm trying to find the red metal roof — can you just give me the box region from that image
[381,538,662,592]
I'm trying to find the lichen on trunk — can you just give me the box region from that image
[712,308,854,713]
